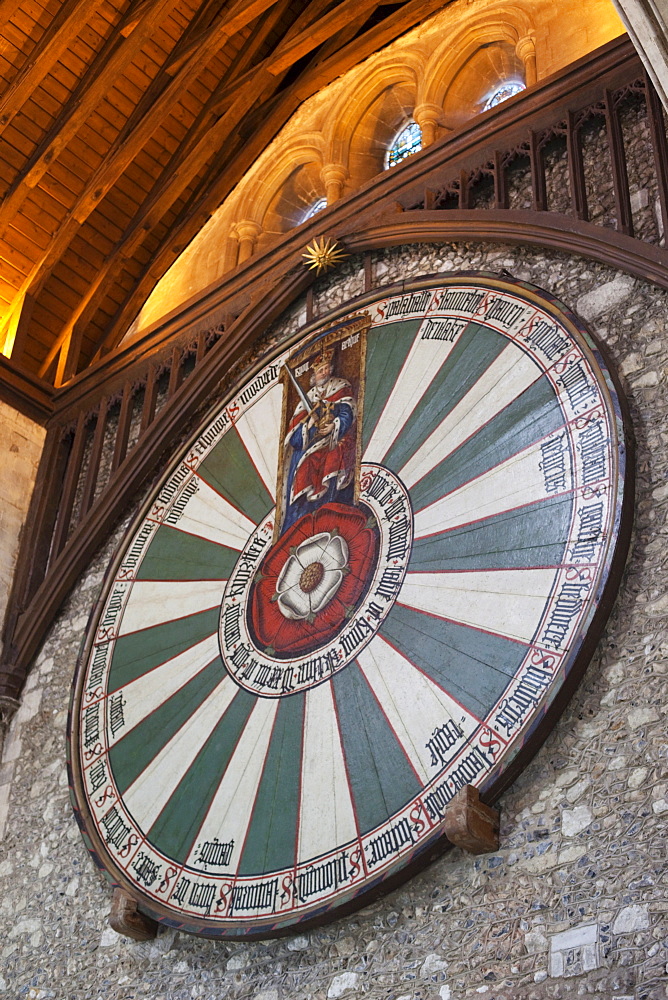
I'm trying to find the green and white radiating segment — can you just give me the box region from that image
[74,279,623,935]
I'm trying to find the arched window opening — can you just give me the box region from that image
[482,81,525,112]
[385,121,422,169]
[302,197,327,221]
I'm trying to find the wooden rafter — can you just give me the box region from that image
[292,0,456,97]
[0,0,464,383]
[164,0,283,76]
[0,0,184,237]
[38,65,290,380]
[0,0,108,134]
[267,0,382,75]
[10,0,277,312]
[86,0,459,358]
[0,0,23,32]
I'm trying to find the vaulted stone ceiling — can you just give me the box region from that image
[0,0,453,384]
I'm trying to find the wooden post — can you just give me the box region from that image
[79,396,108,517]
[529,130,547,212]
[458,169,470,210]
[111,382,134,474]
[140,362,158,436]
[443,785,500,855]
[643,70,668,243]
[363,251,372,293]
[605,89,633,237]
[195,328,207,366]
[493,150,508,209]
[1,427,69,680]
[109,887,158,941]
[49,412,89,562]
[167,344,182,398]
[566,111,588,221]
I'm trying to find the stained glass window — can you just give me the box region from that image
[303,197,327,222]
[385,121,422,169]
[483,82,525,112]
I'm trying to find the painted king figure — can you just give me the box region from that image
[282,349,357,532]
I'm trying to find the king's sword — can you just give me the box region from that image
[284,363,314,415]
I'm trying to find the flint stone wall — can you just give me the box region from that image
[0,238,667,1000]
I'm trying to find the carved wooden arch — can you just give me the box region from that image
[2,206,664,708]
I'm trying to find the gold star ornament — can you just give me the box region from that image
[302,236,348,274]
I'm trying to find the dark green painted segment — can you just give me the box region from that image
[409,375,566,513]
[383,324,507,471]
[332,663,422,836]
[108,607,220,693]
[198,426,273,525]
[136,524,239,581]
[380,603,527,720]
[147,688,257,864]
[410,494,574,572]
[109,654,225,795]
[237,694,305,876]
[362,320,422,454]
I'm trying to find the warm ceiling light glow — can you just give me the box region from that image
[1,298,24,359]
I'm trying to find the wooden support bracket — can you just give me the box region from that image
[443,785,500,855]
[109,887,158,941]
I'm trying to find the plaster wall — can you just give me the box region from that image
[0,239,666,1000]
[0,401,45,659]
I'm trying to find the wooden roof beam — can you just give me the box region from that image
[37,68,289,379]
[0,0,108,135]
[164,0,283,76]
[90,88,307,358]
[267,0,382,75]
[81,2,458,358]
[14,0,293,322]
[0,0,24,32]
[293,0,456,98]
[0,0,185,237]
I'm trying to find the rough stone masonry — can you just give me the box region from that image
[0,237,667,1000]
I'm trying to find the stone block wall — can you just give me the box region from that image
[0,401,45,661]
[0,241,667,1000]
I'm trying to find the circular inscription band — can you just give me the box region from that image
[69,274,631,939]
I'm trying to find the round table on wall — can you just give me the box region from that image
[69,273,631,938]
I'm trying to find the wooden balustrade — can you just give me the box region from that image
[1,35,667,703]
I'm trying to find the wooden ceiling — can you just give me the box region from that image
[0,0,452,386]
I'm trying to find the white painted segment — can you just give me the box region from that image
[234,384,282,499]
[400,345,541,489]
[297,681,358,864]
[122,675,236,830]
[108,633,220,744]
[399,568,556,643]
[363,321,462,464]
[182,475,257,549]
[356,637,479,782]
[119,580,224,636]
[185,697,279,873]
[413,433,570,536]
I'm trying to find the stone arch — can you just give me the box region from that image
[421,7,535,128]
[232,132,327,235]
[323,50,425,184]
